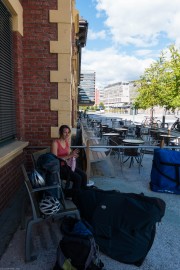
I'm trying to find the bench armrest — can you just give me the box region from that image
[31,184,61,193]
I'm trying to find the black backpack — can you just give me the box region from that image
[36,153,60,185]
[35,153,61,198]
[74,188,166,267]
[53,217,104,270]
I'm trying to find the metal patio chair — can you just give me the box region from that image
[21,164,79,262]
[121,143,144,173]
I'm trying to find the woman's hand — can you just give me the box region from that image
[71,149,79,158]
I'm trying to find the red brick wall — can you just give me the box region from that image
[0,0,59,213]
[0,153,25,212]
[22,0,58,147]
[0,8,26,213]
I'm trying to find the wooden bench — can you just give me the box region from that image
[81,124,115,179]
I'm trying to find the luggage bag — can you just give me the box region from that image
[74,188,166,266]
[150,148,180,194]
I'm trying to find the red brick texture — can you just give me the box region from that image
[21,0,58,147]
[0,0,59,212]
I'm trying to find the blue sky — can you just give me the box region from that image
[76,0,180,88]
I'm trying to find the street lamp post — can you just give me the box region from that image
[150,107,154,119]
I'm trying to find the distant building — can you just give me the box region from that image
[98,86,105,104]
[103,82,130,109]
[129,81,139,103]
[78,71,96,106]
[95,88,100,106]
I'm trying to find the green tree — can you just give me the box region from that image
[134,45,180,111]
[99,102,105,109]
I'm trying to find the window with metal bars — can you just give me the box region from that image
[0,2,16,145]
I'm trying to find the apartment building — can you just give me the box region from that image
[103,82,130,109]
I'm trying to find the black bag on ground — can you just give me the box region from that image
[74,188,166,267]
[53,217,104,270]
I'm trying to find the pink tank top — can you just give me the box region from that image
[56,139,69,158]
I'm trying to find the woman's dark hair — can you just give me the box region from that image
[59,125,71,138]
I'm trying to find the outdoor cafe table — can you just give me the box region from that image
[114,127,128,136]
[122,139,145,145]
[102,132,120,144]
[150,128,167,134]
[102,133,120,137]
[96,125,108,128]
[114,128,128,132]
[150,128,167,140]
[159,134,177,147]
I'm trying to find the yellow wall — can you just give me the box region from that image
[50,0,79,138]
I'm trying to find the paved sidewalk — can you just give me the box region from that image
[0,153,180,270]
[92,111,178,125]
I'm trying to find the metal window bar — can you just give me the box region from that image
[0,2,16,144]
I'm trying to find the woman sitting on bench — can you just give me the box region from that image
[51,125,87,191]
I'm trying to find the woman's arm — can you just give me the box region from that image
[51,140,58,156]
[60,149,79,160]
[65,141,79,159]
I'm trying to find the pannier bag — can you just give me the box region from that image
[36,153,60,185]
[74,188,166,267]
[150,148,180,194]
[53,217,104,270]
[36,153,60,198]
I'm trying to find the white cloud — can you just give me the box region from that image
[167,13,180,42]
[95,0,180,47]
[88,29,106,40]
[81,47,154,87]
[79,0,180,87]
[134,49,159,58]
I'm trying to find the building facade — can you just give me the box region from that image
[78,71,95,106]
[95,88,100,106]
[103,82,130,109]
[0,0,87,212]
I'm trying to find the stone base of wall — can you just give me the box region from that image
[0,185,26,259]
[0,153,25,212]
